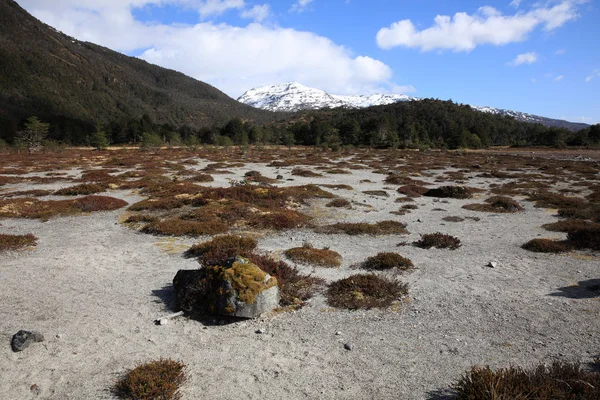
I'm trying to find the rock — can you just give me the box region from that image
[30,384,40,396]
[255,329,265,334]
[488,261,498,268]
[276,175,283,180]
[335,331,342,336]
[158,318,169,325]
[11,330,44,352]
[344,343,353,351]
[173,256,280,319]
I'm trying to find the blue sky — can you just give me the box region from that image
[19,0,599,123]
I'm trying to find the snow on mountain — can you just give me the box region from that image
[237,82,416,112]
[237,82,588,131]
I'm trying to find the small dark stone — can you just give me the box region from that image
[11,330,44,352]
[344,343,353,351]
[276,175,284,180]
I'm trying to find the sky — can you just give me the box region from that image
[18,0,600,124]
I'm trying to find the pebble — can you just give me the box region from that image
[11,330,45,352]
[335,331,342,336]
[255,329,265,334]
[344,343,353,351]
[488,261,498,268]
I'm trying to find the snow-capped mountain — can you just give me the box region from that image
[237,82,416,112]
[237,82,588,131]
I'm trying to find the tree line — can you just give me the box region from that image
[2,100,599,151]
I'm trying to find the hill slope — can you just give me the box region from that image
[238,82,588,132]
[0,0,276,134]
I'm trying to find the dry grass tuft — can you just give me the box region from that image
[185,235,258,266]
[362,190,389,197]
[0,233,37,252]
[542,219,600,233]
[414,232,461,250]
[424,186,474,199]
[463,196,524,213]
[54,183,107,196]
[326,198,351,208]
[0,196,127,220]
[285,243,342,268]
[527,192,586,209]
[522,238,568,253]
[292,168,322,177]
[326,274,408,310]
[112,359,186,400]
[451,362,600,400]
[397,185,429,198]
[317,220,408,235]
[361,252,414,271]
[443,216,465,222]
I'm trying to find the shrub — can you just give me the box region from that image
[543,219,600,233]
[54,183,107,196]
[184,173,214,183]
[142,218,228,237]
[73,196,128,212]
[0,234,37,252]
[567,226,600,250]
[326,274,408,310]
[424,186,473,199]
[397,185,428,197]
[326,198,351,208]
[558,204,600,221]
[128,198,187,211]
[451,362,600,400]
[527,192,585,209]
[285,243,342,268]
[248,210,309,230]
[317,220,408,235]
[185,235,258,266]
[463,196,524,213]
[522,238,568,253]
[414,232,461,250]
[291,168,322,177]
[362,190,389,197]
[113,359,186,400]
[443,216,465,222]
[361,252,413,271]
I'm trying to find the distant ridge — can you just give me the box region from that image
[0,0,277,133]
[238,82,588,131]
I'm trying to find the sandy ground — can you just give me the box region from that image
[1,155,599,399]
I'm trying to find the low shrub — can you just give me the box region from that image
[54,183,106,196]
[361,252,413,271]
[326,198,351,208]
[568,226,600,250]
[128,197,188,211]
[451,362,600,400]
[522,238,568,253]
[397,185,428,197]
[558,204,600,221]
[291,168,322,177]
[73,196,128,212]
[248,210,309,230]
[414,232,461,250]
[285,243,342,268]
[184,173,214,183]
[362,190,389,197]
[0,196,127,219]
[123,214,158,224]
[0,233,37,252]
[185,235,258,266]
[112,359,186,400]
[326,274,408,309]
[424,186,474,199]
[317,220,408,235]
[443,216,465,222]
[527,192,586,209]
[142,218,228,237]
[543,219,600,233]
[463,196,524,213]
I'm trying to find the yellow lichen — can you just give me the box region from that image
[223,260,277,305]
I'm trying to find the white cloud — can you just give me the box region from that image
[510,0,523,8]
[376,1,586,52]
[586,70,600,82]
[195,0,245,18]
[554,48,566,55]
[240,4,270,22]
[290,0,313,13]
[507,52,538,66]
[18,0,398,97]
[554,75,564,81]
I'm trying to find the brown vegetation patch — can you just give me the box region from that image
[285,243,342,268]
[414,232,461,250]
[397,185,428,197]
[183,173,214,183]
[424,186,474,199]
[522,238,568,253]
[319,184,353,190]
[360,252,413,271]
[543,219,600,233]
[185,235,258,266]
[142,218,228,237]
[0,233,37,252]
[443,216,465,222]
[0,196,127,220]
[451,362,600,400]
[362,190,389,197]
[112,359,186,400]
[568,226,600,250]
[291,168,322,177]
[54,183,107,196]
[326,274,408,310]
[326,198,351,208]
[527,192,585,209]
[317,220,408,235]
[463,196,524,213]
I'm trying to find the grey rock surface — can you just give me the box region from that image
[11,330,44,352]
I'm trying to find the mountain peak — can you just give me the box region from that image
[237,82,415,112]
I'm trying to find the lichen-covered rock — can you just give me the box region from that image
[173,256,279,319]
